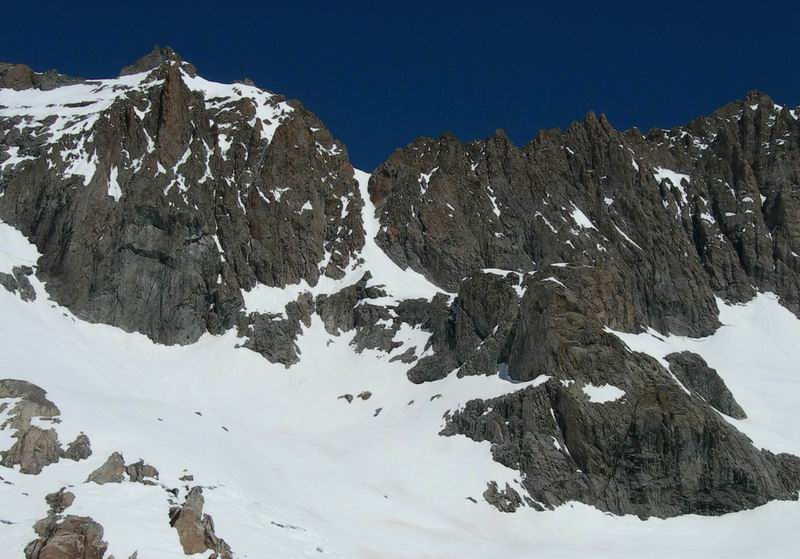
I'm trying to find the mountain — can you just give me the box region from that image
[1,47,800,558]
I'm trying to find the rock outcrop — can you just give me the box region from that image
[370,92,800,334]
[24,515,108,559]
[439,265,800,516]
[169,486,233,558]
[63,434,93,461]
[45,488,76,515]
[0,46,364,350]
[0,379,91,474]
[0,62,80,91]
[125,459,159,484]
[0,265,36,301]
[483,481,524,513]
[85,452,159,485]
[665,351,747,419]
[86,452,126,484]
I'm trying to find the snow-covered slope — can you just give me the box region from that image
[3,49,800,557]
[241,170,447,316]
[2,216,800,558]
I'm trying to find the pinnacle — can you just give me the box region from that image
[118,45,197,77]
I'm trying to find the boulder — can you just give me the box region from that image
[169,486,232,558]
[24,515,107,559]
[86,452,125,484]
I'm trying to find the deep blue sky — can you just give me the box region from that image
[3,1,798,170]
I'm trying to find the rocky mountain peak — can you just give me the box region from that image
[119,45,198,77]
[2,49,800,541]
[743,89,773,106]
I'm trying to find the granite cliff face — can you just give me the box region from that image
[370,94,800,336]
[2,47,800,530]
[0,47,364,347]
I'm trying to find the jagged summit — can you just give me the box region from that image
[118,44,198,77]
[2,50,800,557]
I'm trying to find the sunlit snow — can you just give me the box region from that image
[1,224,800,557]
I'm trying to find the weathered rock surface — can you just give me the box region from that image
[24,515,108,559]
[444,377,800,517]
[125,459,159,484]
[1,46,365,350]
[45,488,76,514]
[0,265,36,300]
[84,452,158,485]
[408,271,522,383]
[483,481,523,513]
[2,426,62,475]
[62,434,92,461]
[0,379,60,425]
[169,486,232,558]
[370,92,800,334]
[86,452,125,484]
[440,267,800,516]
[0,379,90,474]
[665,351,747,419]
[0,62,80,91]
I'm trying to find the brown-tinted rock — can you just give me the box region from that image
[169,487,232,558]
[62,434,92,461]
[125,460,159,484]
[0,380,64,474]
[86,452,125,484]
[24,515,107,559]
[2,426,62,475]
[45,489,75,514]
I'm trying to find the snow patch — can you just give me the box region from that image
[570,203,597,231]
[582,383,625,403]
[606,293,800,455]
[242,170,448,317]
[107,166,122,201]
[654,167,690,205]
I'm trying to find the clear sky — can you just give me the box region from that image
[3,0,798,170]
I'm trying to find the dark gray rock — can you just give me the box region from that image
[440,265,800,517]
[0,272,17,294]
[12,266,36,301]
[407,271,521,383]
[483,481,523,513]
[389,347,418,364]
[125,459,159,484]
[1,48,365,349]
[370,94,800,335]
[665,351,747,419]
[444,372,800,518]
